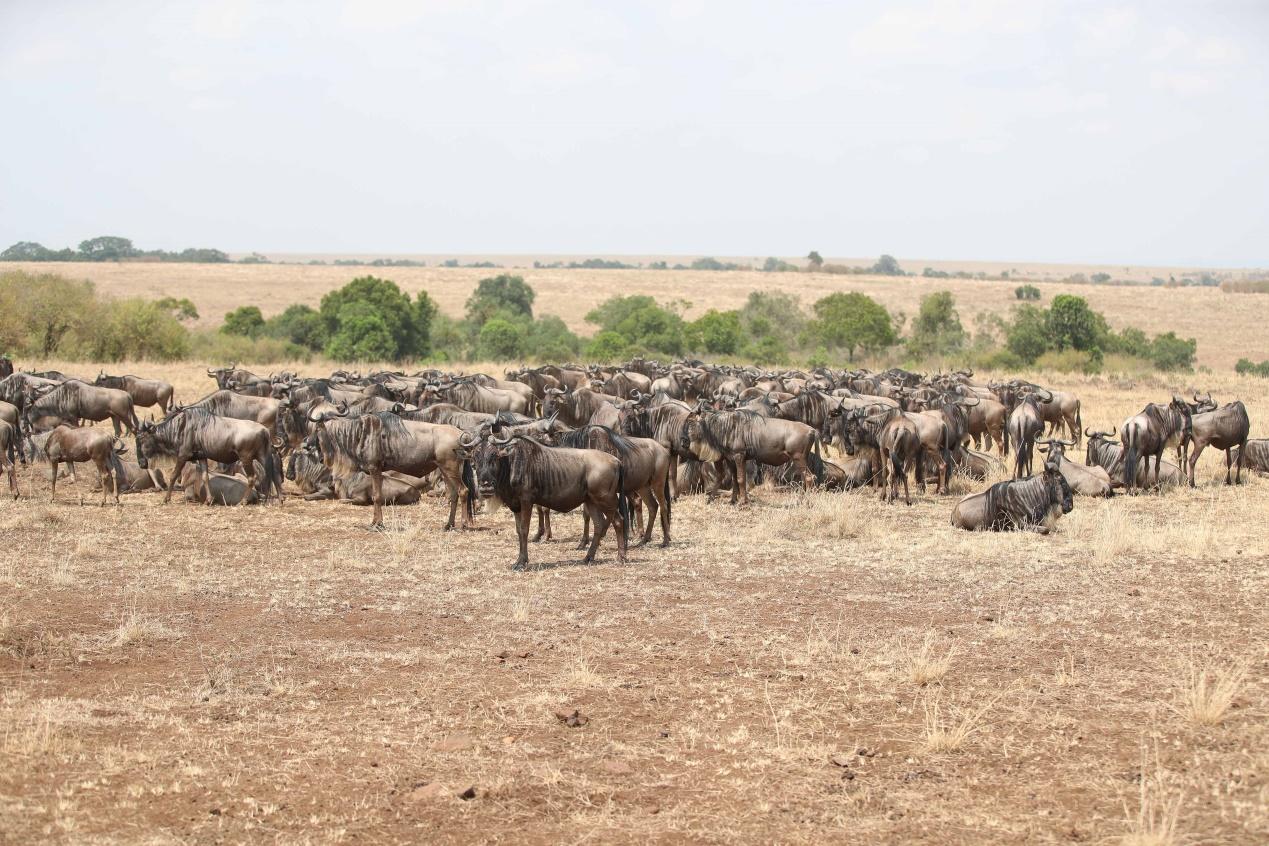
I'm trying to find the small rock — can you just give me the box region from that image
[1127,588,1142,597]
[407,782,453,803]
[432,735,473,753]
[457,786,477,801]
[554,709,589,728]
[830,754,853,768]
[849,646,861,655]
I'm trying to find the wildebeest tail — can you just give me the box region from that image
[1074,403,1082,446]
[941,423,953,487]
[616,465,630,546]
[810,432,825,485]
[1122,429,1137,490]
[462,456,478,520]
[1002,420,1010,457]
[663,473,671,522]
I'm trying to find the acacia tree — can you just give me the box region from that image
[811,292,895,361]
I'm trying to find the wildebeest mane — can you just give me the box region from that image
[554,424,635,460]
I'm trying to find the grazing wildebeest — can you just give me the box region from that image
[1229,439,1269,475]
[43,424,121,506]
[180,464,261,506]
[0,419,18,498]
[1119,396,1193,493]
[309,410,477,529]
[1037,439,1113,497]
[951,450,1073,533]
[186,389,280,430]
[135,409,284,504]
[1183,398,1250,486]
[1083,429,1184,490]
[1007,387,1052,479]
[555,425,671,548]
[94,372,175,416]
[832,407,920,505]
[24,380,138,435]
[681,407,819,505]
[487,433,629,569]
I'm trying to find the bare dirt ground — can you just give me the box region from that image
[8,261,1269,370]
[1,364,1266,844]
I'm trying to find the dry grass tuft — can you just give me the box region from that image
[1121,745,1183,846]
[105,606,177,650]
[779,491,875,539]
[918,693,998,753]
[898,633,957,686]
[1175,656,1248,727]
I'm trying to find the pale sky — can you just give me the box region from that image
[1,1,1266,266]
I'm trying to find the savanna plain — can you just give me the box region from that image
[1,264,1267,845]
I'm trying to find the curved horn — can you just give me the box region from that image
[960,395,980,407]
[459,432,478,448]
[492,432,513,446]
[1058,439,1075,446]
[206,368,216,376]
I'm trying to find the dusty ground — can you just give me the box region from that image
[1,364,1266,844]
[6,260,1269,370]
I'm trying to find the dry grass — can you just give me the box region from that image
[1175,656,1249,727]
[0,360,1266,843]
[1121,744,1184,846]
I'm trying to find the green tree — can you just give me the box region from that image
[525,315,581,362]
[78,235,137,261]
[156,296,200,321]
[585,295,685,356]
[688,309,742,355]
[1014,284,1041,301]
[0,241,55,261]
[906,291,966,358]
[221,306,266,338]
[265,304,326,350]
[1045,294,1100,351]
[586,330,629,362]
[810,292,895,361]
[1149,332,1197,371]
[324,302,397,361]
[807,250,823,270]
[477,318,526,360]
[1006,304,1049,363]
[871,254,903,275]
[89,299,190,361]
[465,274,535,325]
[319,276,430,360]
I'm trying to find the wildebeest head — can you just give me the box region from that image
[1041,449,1074,514]
[134,420,161,469]
[1037,438,1075,461]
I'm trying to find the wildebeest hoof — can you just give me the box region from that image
[512,561,528,571]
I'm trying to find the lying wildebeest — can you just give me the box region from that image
[43,424,122,506]
[1229,439,1269,474]
[0,419,18,498]
[24,380,138,435]
[180,464,260,506]
[285,442,430,505]
[831,407,919,505]
[1119,396,1193,493]
[487,432,630,569]
[951,449,1073,533]
[1037,439,1113,497]
[135,408,284,504]
[1083,429,1184,490]
[90,454,167,494]
[309,409,477,529]
[94,372,175,416]
[1182,398,1249,486]
[682,407,820,505]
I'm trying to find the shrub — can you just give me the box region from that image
[585,295,685,356]
[319,276,432,360]
[1235,358,1269,377]
[811,292,895,361]
[265,304,325,351]
[1150,332,1196,371]
[1107,326,1150,358]
[907,291,966,358]
[190,330,309,365]
[872,254,903,275]
[1045,294,1101,351]
[85,299,190,362]
[324,301,398,362]
[745,335,790,366]
[221,306,266,338]
[688,309,742,355]
[525,315,581,362]
[1035,348,1101,374]
[586,330,629,362]
[761,257,798,272]
[1014,284,1041,301]
[477,318,526,360]
[1006,304,1049,363]
[466,274,535,324]
[155,296,200,321]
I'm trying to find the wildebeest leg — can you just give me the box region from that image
[668,454,679,499]
[635,488,655,546]
[438,465,463,530]
[707,459,725,502]
[513,507,531,570]
[5,459,15,499]
[95,458,110,507]
[732,455,749,506]
[533,507,548,541]
[1235,443,1244,484]
[1187,442,1204,488]
[1223,447,1232,485]
[165,458,187,504]
[370,470,384,529]
[582,502,606,564]
[48,460,58,503]
[577,509,591,550]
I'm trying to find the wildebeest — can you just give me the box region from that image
[487,433,629,569]
[94,372,175,416]
[180,464,261,506]
[1119,396,1193,493]
[1006,386,1052,479]
[135,408,284,504]
[830,407,919,505]
[951,450,1073,532]
[285,441,430,505]
[1037,439,1113,497]
[0,419,18,498]
[1229,439,1269,474]
[0,356,12,379]
[1183,398,1249,486]
[24,380,139,435]
[309,410,477,529]
[555,425,671,547]
[43,424,122,506]
[1083,429,1184,489]
[186,389,280,430]
[682,407,819,505]
[435,379,532,416]
[543,386,619,428]
[207,365,268,390]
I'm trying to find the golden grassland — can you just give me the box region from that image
[1,360,1266,843]
[7,260,1269,370]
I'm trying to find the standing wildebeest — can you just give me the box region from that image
[43,424,121,506]
[1120,396,1193,493]
[487,433,629,569]
[1229,439,1269,475]
[951,450,1073,533]
[135,409,284,504]
[186,390,280,431]
[1183,399,1250,486]
[1038,390,1083,445]
[617,396,696,498]
[1007,387,1052,479]
[832,407,920,505]
[0,419,18,498]
[436,379,532,416]
[309,410,477,530]
[681,408,819,506]
[555,425,671,547]
[24,380,138,435]
[207,365,268,390]
[1037,439,1113,497]
[95,372,175,416]
[543,386,619,428]
[1083,429,1184,490]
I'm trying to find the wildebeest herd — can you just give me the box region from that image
[0,358,1261,567]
